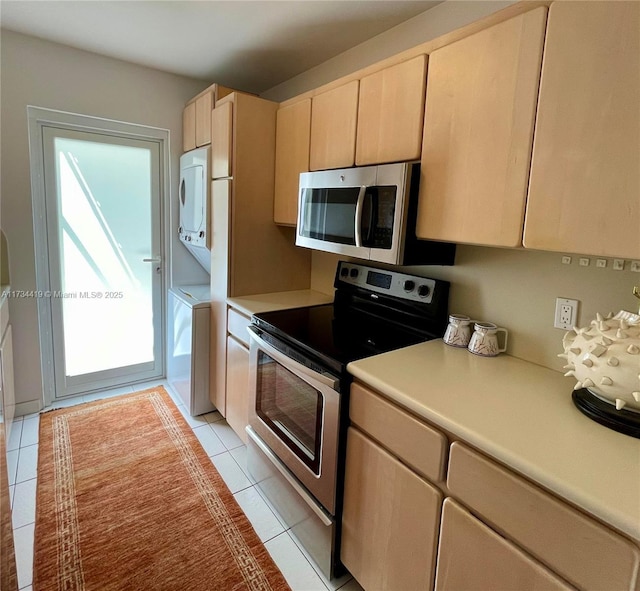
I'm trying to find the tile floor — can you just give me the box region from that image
[8,380,363,591]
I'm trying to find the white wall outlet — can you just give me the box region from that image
[613,259,625,271]
[561,255,572,265]
[579,257,590,267]
[631,261,640,272]
[596,259,607,268]
[554,298,578,329]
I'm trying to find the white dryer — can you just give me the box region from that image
[167,285,213,416]
[179,147,210,273]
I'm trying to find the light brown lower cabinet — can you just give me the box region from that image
[225,334,249,444]
[344,382,640,591]
[447,442,640,591]
[341,426,442,591]
[435,498,573,591]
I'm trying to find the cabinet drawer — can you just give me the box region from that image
[227,307,250,347]
[448,442,640,591]
[350,382,447,482]
[436,498,573,591]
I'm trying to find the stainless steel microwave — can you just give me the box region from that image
[295,162,455,266]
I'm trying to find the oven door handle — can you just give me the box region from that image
[247,326,339,392]
[354,185,366,248]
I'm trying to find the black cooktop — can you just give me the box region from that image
[252,261,450,375]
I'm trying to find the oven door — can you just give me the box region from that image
[247,325,341,515]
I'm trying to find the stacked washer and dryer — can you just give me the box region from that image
[167,147,213,415]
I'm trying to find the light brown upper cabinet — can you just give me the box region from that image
[194,91,213,149]
[182,102,197,152]
[355,55,427,166]
[309,80,359,171]
[211,100,233,180]
[524,1,640,259]
[182,84,235,153]
[416,8,547,247]
[274,99,311,226]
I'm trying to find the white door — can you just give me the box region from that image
[41,126,164,398]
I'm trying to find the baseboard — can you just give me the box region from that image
[15,399,43,417]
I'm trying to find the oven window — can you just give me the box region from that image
[255,351,323,474]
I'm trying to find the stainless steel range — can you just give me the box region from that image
[246,261,450,579]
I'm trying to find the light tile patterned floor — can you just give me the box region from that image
[9,380,362,591]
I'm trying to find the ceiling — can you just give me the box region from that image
[0,0,442,94]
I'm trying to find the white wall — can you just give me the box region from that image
[0,30,208,414]
[310,249,639,372]
[263,0,640,373]
[262,0,517,102]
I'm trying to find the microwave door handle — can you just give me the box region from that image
[354,185,367,247]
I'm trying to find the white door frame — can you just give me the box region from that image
[27,106,170,405]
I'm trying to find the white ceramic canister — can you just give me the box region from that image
[443,314,473,348]
[468,322,508,357]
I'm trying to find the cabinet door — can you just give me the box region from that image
[416,8,546,247]
[436,499,574,591]
[210,180,231,415]
[274,99,311,226]
[211,101,233,179]
[524,2,640,258]
[356,55,427,166]
[195,91,213,147]
[309,80,359,171]
[447,442,640,591]
[341,427,442,591]
[225,335,249,444]
[182,102,196,152]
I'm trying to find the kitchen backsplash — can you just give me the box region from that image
[310,247,639,373]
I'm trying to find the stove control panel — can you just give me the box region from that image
[337,261,437,304]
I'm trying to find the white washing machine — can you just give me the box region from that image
[167,285,214,416]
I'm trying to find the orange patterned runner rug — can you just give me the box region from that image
[33,387,291,591]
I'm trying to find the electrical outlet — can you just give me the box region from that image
[554,298,578,329]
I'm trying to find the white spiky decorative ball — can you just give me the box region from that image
[561,311,640,412]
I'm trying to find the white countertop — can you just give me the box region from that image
[227,289,333,317]
[348,340,640,543]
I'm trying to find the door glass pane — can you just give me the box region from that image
[54,137,153,376]
[256,351,322,473]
